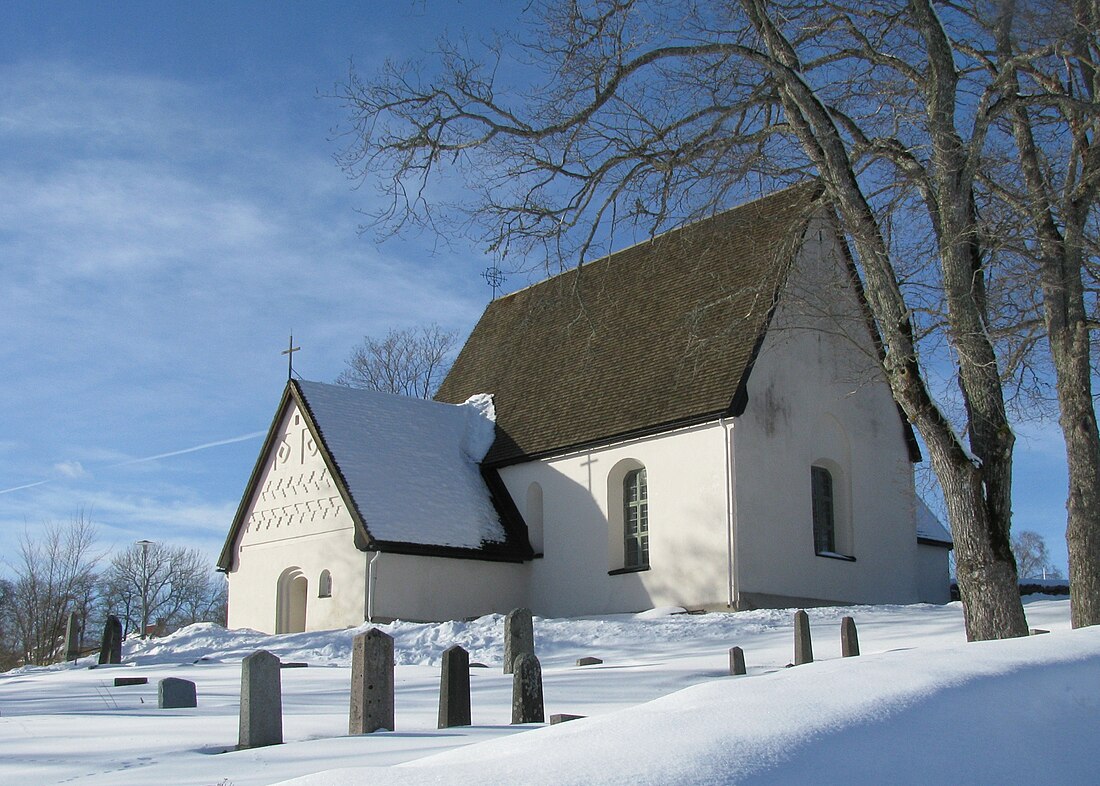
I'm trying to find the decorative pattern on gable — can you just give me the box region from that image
[239,403,353,545]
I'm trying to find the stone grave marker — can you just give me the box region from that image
[576,656,602,666]
[350,628,394,734]
[438,645,471,729]
[511,653,544,724]
[98,615,122,665]
[114,677,148,687]
[503,607,534,674]
[729,646,746,676]
[64,612,80,662]
[159,677,197,708]
[550,713,585,724]
[238,650,282,749]
[841,616,860,657]
[794,610,813,665]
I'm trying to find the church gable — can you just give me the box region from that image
[436,181,824,465]
[218,381,532,572]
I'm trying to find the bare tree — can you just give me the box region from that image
[980,0,1100,628]
[5,514,100,665]
[1012,529,1065,580]
[335,323,458,398]
[335,0,1066,639]
[101,542,220,637]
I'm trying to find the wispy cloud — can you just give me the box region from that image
[111,431,267,468]
[53,460,87,479]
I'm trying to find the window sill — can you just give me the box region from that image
[816,551,856,562]
[608,565,651,576]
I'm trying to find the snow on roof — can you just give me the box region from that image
[296,380,505,550]
[916,498,953,545]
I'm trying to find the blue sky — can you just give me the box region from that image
[0,1,1073,575]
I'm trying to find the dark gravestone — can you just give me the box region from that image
[728,646,747,676]
[550,713,585,724]
[98,615,122,665]
[503,607,534,674]
[239,650,282,748]
[350,628,395,734]
[511,653,545,724]
[841,616,860,657]
[575,656,603,666]
[64,612,80,662]
[280,662,309,669]
[114,677,148,687]
[159,677,197,708]
[438,645,471,729]
[794,609,813,665]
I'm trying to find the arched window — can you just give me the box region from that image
[811,466,836,555]
[623,468,649,568]
[526,482,544,554]
[318,569,332,598]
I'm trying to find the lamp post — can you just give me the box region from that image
[135,539,155,639]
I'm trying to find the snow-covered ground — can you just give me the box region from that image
[0,597,1095,785]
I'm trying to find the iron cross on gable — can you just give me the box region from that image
[282,334,301,380]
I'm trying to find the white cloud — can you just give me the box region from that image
[53,460,87,479]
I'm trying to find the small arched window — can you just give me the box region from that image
[318,569,332,598]
[623,468,649,568]
[811,466,836,555]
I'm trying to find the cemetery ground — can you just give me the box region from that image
[0,597,1096,785]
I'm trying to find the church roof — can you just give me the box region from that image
[436,181,824,465]
[916,498,954,548]
[217,380,531,571]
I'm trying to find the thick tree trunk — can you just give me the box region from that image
[1043,223,1100,629]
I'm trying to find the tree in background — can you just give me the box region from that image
[1012,530,1065,580]
[336,324,457,398]
[0,578,17,671]
[5,514,100,665]
[100,542,223,637]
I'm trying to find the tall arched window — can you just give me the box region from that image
[623,468,649,568]
[811,465,836,555]
[318,569,332,598]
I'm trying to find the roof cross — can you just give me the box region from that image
[282,334,301,380]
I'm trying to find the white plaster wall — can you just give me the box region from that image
[368,552,528,622]
[499,422,732,617]
[916,544,952,604]
[226,402,367,633]
[731,218,924,606]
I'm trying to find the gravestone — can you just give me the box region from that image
[576,656,603,666]
[511,653,544,724]
[64,612,80,662]
[794,610,813,665]
[841,616,860,657]
[238,650,282,748]
[350,628,394,734]
[159,677,197,708]
[728,646,746,676]
[503,607,534,674]
[98,615,122,665]
[550,713,585,724]
[438,645,471,729]
[114,677,148,687]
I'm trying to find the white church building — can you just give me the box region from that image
[218,183,953,633]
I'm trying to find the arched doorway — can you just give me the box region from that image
[275,567,308,633]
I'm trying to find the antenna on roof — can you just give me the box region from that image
[482,266,506,300]
[282,334,301,380]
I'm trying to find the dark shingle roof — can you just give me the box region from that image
[436,182,824,465]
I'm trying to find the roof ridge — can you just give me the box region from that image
[491,179,822,303]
